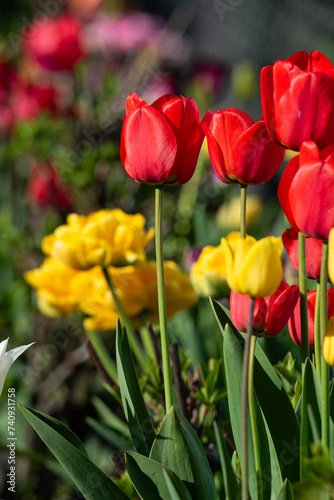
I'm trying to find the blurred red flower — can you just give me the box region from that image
[25,15,84,72]
[27,163,72,211]
[202,108,285,184]
[230,280,299,336]
[120,93,210,185]
[261,50,334,151]
[278,141,334,240]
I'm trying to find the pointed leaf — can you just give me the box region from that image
[19,405,88,457]
[277,478,294,500]
[213,421,241,500]
[150,406,216,500]
[223,323,271,499]
[116,320,155,455]
[126,451,192,500]
[300,359,322,479]
[19,405,129,500]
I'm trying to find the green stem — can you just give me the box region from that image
[85,329,118,383]
[320,240,329,447]
[102,266,147,369]
[155,186,173,411]
[240,184,248,239]
[314,281,321,380]
[241,296,255,500]
[248,335,263,500]
[298,233,309,362]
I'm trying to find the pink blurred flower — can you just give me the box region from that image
[83,12,163,54]
[24,15,85,72]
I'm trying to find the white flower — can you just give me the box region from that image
[0,339,34,396]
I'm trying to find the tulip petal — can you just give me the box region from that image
[277,155,300,230]
[260,65,278,145]
[329,229,334,285]
[121,106,177,184]
[0,340,34,396]
[322,317,334,366]
[234,120,284,184]
[239,237,283,297]
[289,156,334,239]
[266,284,299,335]
[275,72,334,150]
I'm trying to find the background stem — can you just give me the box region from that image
[240,184,248,239]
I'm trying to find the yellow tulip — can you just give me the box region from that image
[80,261,197,331]
[24,258,95,317]
[221,233,283,298]
[329,228,334,285]
[216,194,263,232]
[190,234,240,298]
[322,316,334,366]
[42,209,154,270]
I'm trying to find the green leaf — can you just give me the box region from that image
[149,406,216,500]
[126,451,192,500]
[18,405,88,457]
[277,478,294,500]
[162,467,189,500]
[213,421,241,500]
[223,323,271,499]
[116,320,155,456]
[211,298,300,483]
[86,417,134,451]
[19,405,129,500]
[253,341,300,483]
[300,359,322,479]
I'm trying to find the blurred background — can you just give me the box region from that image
[0,0,333,498]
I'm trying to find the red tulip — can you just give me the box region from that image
[25,15,84,72]
[27,163,72,211]
[230,280,299,336]
[282,227,323,281]
[288,289,334,347]
[261,50,334,151]
[120,93,210,185]
[278,141,334,240]
[202,108,285,184]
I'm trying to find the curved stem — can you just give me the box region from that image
[314,281,321,379]
[298,233,309,362]
[248,335,263,500]
[155,186,173,411]
[102,266,147,369]
[240,184,248,239]
[320,240,329,447]
[241,297,255,500]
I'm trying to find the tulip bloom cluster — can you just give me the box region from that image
[42,209,154,269]
[25,208,197,330]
